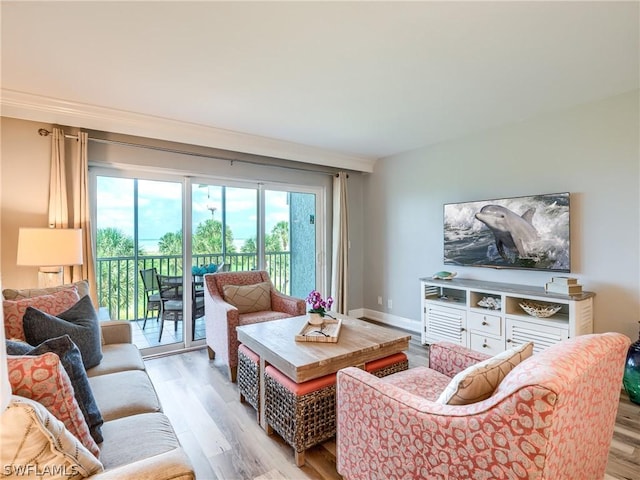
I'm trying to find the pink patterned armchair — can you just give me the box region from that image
[337,333,630,480]
[203,270,305,381]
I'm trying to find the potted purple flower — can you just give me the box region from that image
[306,290,333,325]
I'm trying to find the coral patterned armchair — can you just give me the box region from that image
[203,270,306,381]
[337,333,630,480]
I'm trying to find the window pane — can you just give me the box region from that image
[95,176,185,349]
[227,186,258,272]
[95,176,135,322]
[139,180,183,274]
[192,184,224,264]
[265,189,316,297]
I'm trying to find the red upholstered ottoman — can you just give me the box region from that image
[365,352,409,377]
[237,344,260,417]
[264,365,336,466]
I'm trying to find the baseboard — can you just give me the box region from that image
[348,308,421,335]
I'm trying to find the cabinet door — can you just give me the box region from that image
[426,304,467,346]
[505,318,569,354]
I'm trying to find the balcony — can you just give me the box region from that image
[96,251,291,348]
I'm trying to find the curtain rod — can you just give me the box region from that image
[37,128,347,177]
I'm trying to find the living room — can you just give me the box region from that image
[1,2,639,479]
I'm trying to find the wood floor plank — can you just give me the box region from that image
[145,324,640,480]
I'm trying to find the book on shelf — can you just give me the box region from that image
[545,282,583,295]
[550,276,579,285]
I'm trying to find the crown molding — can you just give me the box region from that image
[1,89,376,173]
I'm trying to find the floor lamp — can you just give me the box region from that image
[16,228,84,288]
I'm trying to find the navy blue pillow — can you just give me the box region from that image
[6,335,104,443]
[23,295,103,369]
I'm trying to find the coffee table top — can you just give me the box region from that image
[237,313,411,383]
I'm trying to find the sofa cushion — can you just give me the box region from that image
[6,335,104,443]
[7,352,100,457]
[3,288,80,341]
[98,413,181,469]
[86,343,145,377]
[436,342,534,405]
[382,366,452,401]
[88,370,162,421]
[238,310,291,325]
[0,395,103,478]
[23,295,103,369]
[223,281,272,314]
[2,280,90,301]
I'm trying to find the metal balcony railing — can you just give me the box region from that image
[96,252,290,321]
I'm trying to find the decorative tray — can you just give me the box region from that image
[295,318,342,343]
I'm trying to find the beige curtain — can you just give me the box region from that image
[48,128,70,283]
[48,128,98,306]
[48,128,68,229]
[70,132,98,306]
[330,172,349,314]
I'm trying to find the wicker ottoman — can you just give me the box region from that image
[264,365,337,466]
[237,344,260,418]
[365,352,409,377]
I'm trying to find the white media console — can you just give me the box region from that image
[420,277,594,355]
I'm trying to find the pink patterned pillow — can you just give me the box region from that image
[7,352,100,458]
[3,287,79,341]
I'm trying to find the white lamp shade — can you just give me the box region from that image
[17,228,83,267]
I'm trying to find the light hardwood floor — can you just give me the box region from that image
[145,329,640,480]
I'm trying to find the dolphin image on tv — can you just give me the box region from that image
[475,205,539,261]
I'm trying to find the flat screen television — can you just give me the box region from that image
[443,192,570,272]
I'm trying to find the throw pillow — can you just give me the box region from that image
[7,335,104,443]
[436,342,534,405]
[2,280,90,301]
[23,295,103,369]
[3,288,80,341]
[0,395,103,478]
[222,281,272,314]
[7,352,100,457]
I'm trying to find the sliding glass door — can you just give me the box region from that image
[192,182,322,297]
[93,168,324,354]
[94,174,185,351]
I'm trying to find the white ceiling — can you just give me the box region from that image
[2,1,638,171]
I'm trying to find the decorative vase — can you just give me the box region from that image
[623,324,640,405]
[308,312,324,326]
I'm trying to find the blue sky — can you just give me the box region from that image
[96,177,289,252]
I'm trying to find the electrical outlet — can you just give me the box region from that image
[377,296,383,305]
[387,299,393,309]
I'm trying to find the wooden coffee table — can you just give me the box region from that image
[236,313,411,431]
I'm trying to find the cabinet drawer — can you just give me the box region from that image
[470,334,504,356]
[468,311,502,336]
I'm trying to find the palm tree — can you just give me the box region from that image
[96,228,140,319]
[158,231,182,255]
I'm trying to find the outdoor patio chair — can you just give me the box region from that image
[139,268,161,329]
[157,273,205,342]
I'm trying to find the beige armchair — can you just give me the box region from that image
[203,270,306,381]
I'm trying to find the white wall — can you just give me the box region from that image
[1,117,58,287]
[362,90,640,339]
